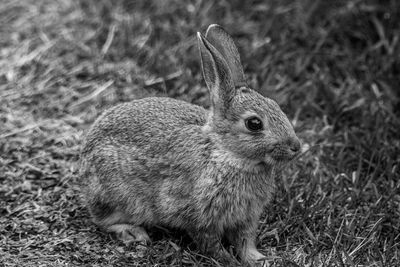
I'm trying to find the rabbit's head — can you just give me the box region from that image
[198,25,300,166]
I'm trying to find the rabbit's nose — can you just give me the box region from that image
[288,137,301,154]
[270,137,301,161]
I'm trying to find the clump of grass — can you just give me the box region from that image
[0,0,399,266]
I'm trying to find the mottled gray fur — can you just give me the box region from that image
[80,24,300,266]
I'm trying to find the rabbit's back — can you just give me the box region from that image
[83,97,207,155]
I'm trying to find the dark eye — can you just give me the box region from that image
[245,116,263,132]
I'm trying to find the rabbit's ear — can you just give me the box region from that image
[197,32,235,114]
[205,24,246,88]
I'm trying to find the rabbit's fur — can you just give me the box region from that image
[81,24,301,266]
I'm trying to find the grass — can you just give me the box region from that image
[0,0,399,266]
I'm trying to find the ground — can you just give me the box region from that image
[0,0,399,266]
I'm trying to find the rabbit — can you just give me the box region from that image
[80,24,301,266]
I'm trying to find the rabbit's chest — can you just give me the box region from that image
[214,188,263,229]
[196,171,274,232]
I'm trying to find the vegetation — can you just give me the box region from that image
[1,0,399,266]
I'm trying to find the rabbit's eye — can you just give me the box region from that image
[245,117,263,132]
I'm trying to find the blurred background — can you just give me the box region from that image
[0,0,399,266]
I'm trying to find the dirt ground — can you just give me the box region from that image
[1,0,399,266]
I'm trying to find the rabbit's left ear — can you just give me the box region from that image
[197,32,235,115]
[205,24,247,88]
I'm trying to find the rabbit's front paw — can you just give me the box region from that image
[107,224,150,246]
[190,231,239,266]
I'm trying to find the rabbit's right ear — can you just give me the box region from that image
[197,32,235,114]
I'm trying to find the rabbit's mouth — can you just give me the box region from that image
[271,151,298,162]
[263,148,300,165]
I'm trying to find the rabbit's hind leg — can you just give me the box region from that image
[92,208,151,246]
[107,224,150,246]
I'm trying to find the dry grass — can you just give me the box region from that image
[0,0,399,266]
